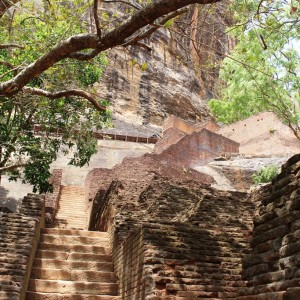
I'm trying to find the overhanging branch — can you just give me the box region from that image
[0,0,221,96]
[22,87,107,112]
[0,163,27,173]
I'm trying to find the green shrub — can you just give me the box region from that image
[252,165,279,185]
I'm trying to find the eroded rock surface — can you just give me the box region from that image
[97,2,233,125]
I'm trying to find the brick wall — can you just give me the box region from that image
[162,115,196,135]
[238,154,300,300]
[156,129,239,168]
[153,127,185,154]
[112,226,147,300]
[0,194,45,300]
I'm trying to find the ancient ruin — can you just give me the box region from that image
[1,113,300,300]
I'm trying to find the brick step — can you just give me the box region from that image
[53,219,86,225]
[39,235,108,246]
[55,216,87,220]
[58,202,85,205]
[33,259,114,272]
[28,279,118,295]
[31,268,117,282]
[38,243,111,254]
[54,215,87,219]
[52,225,87,230]
[26,291,120,300]
[41,229,108,238]
[36,250,112,262]
[56,209,86,213]
[58,198,85,201]
[54,217,87,222]
[52,224,87,230]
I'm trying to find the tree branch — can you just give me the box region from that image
[68,48,102,61]
[0,43,24,49]
[93,0,101,36]
[0,0,221,96]
[0,163,27,173]
[22,87,107,112]
[0,0,20,19]
[103,0,141,10]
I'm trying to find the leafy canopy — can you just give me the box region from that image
[0,0,110,193]
[209,0,300,138]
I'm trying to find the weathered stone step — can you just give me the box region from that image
[28,279,118,295]
[54,218,87,223]
[36,250,112,262]
[56,209,86,212]
[41,229,108,238]
[26,291,120,300]
[52,224,87,230]
[31,268,117,282]
[38,243,111,254]
[33,259,114,272]
[53,218,86,224]
[55,213,86,216]
[40,235,109,246]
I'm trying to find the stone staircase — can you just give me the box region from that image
[26,186,120,300]
[53,186,88,229]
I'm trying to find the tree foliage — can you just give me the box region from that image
[0,0,109,193]
[0,0,221,192]
[209,0,300,138]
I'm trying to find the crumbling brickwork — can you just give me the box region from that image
[94,177,254,299]
[238,154,300,300]
[86,155,214,231]
[0,194,45,300]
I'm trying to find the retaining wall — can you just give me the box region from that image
[238,154,300,300]
[0,194,45,300]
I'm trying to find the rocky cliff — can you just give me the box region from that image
[96,1,233,125]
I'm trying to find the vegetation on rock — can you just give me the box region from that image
[252,164,279,185]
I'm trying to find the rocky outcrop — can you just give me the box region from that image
[97,1,233,125]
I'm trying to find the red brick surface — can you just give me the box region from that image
[156,128,239,167]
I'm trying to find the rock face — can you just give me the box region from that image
[97,1,233,125]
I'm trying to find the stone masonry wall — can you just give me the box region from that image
[238,154,300,300]
[112,226,147,300]
[0,194,45,300]
[94,177,255,299]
